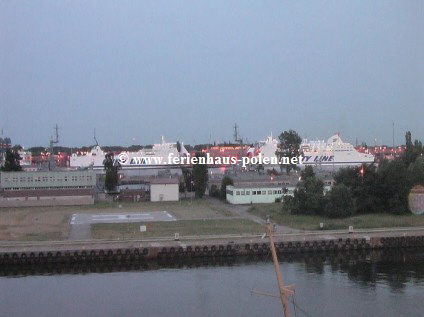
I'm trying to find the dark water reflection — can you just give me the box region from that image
[1,248,424,317]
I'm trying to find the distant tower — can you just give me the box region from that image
[233,123,244,171]
[49,124,60,170]
[94,128,99,146]
[392,122,395,148]
[233,123,243,144]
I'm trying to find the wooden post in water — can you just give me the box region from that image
[267,224,293,317]
[251,224,294,317]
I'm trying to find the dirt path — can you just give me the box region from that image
[205,197,302,234]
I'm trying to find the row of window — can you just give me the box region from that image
[227,189,283,196]
[4,186,93,191]
[4,175,93,183]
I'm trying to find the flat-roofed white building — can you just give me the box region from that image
[150,178,179,202]
[226,183,332,204]
[226,184,285,204]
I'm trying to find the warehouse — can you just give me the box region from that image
[0,170,96,207]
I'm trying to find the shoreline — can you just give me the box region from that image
[1,227,424,265]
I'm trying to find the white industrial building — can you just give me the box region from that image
[150,178,179,202]
[0,170,96,207]
[226,183,332,204]
[226,184,286,204]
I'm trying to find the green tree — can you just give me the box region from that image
[103,152,120,192]
[402,131,423,166]
[179,180,186,193]
[1,149,22,171]
[325,184,355,218]
[300,165,315,179]
[209,184,220,198]
[276,130,302,174]
[407,157,424,186]
[334,165,381,214]
[377,160,410,214]
[181,167,194,192]
[287,166,325,215]
[192,152,208,198]
[220,176,234,200]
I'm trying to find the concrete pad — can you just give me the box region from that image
[70,211,176,225]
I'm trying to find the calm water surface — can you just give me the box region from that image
[1,249,424,317]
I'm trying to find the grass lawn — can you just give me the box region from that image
[248,203,424,231]
[19,232,65,241]
[0,198,232,241]
[91,218,263,240]
[83,199,234,219]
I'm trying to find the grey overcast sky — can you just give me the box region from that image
[1,0,423,148]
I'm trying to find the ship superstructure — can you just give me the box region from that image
[254,133,374,168]
[70,146,106,169]
[300,134,374,166]
[256,134,279,159]
[70,137,188,170]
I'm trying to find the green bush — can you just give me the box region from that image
[220,176,234,200]
[325,184,355,218]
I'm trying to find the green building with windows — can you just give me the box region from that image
[226,184,286,204]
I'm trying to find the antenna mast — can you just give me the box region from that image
[94,128,99,146]
[233,123,244,171]
[49,124,60,170]
[233,123,243,144]
[392,122,395,150]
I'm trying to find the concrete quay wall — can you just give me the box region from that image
[1,228,424,266]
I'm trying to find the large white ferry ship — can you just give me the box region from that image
[70,146,106,169]
[70,137,189,170]
[256,134,279,159]
[300,134,374,166]
[255,133,374,168]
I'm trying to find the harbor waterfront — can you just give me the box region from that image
[1,247,423,317]
[2,1,423,316]
[1,227,424,264]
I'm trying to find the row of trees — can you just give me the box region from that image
[178,153,209,198]
[103,153,120,192]
[210,176,234,200]
[103,151,210,197]
[283,132,424,218]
